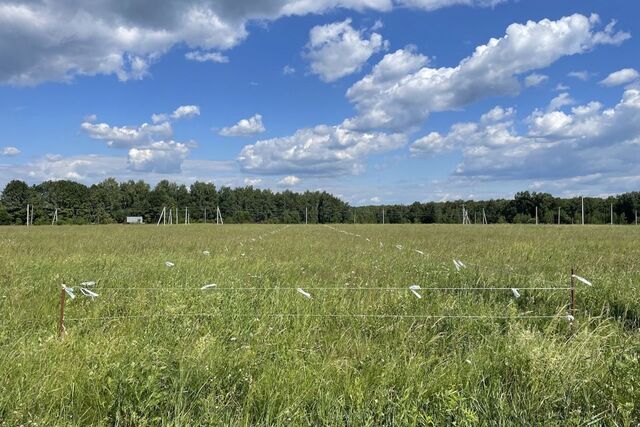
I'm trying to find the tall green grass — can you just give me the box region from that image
[0,224,639,425]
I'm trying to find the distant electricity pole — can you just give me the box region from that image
[305,207,308,225]
[215,206,223,225]
[558,207,561,225]
[462,205,471,225]
[535,206,538,225]
[581,196,585,225]
[610,203,613,225]
[382,208,385,224]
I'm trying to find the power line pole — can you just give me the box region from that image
[535,206,538,225]
[382,208,385,225]
[558,207,561,225]
[305,207,308,225]
[610,203,613,225]
[581,196,584,226]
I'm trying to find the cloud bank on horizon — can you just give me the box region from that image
[0,0,638,204]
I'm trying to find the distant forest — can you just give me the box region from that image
[0,179,639,225]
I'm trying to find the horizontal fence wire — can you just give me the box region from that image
[61,286,571,291]
[64,313,567,322]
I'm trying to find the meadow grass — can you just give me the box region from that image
[0,224,639,425]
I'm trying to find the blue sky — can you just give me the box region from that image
[0,0,639,204]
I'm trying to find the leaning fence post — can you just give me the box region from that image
[58,285,66,339]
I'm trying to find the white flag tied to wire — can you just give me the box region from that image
[409,285,422,299]
[297,288,312,299]
[202,250,210,256]
[165,261,175,268]
[511,288,521,299]
[566,315,575,322]
[396,245,403,250]
[81,281,96,287]
[201,284,217,290]
[80,288,99,299]
[62,284,76,299]
[415,250,424,255]
[572,274,593,286]
[453,259,467,271]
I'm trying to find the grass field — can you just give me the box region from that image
[1,224,639,425]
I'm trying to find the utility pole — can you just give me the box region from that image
[305,207,308,225]
[581,196,584,225]
[535,206,538,225]
[610,203,613,225]
[382,208,385,224]
[558,207,561,225]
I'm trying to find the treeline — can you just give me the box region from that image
[0,178,638,225]
[0,179,348,225]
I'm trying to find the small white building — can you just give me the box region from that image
[126,216,144,224]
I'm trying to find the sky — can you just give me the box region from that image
[0,0,639,205]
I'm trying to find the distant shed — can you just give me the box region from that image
[126,216,144,224]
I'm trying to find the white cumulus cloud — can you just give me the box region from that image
[279,175,301,186]
[185,50,229,63]
[411,89,640,182]
[568,70,591,81]
[219,114,266,137]
[304,18,387,82]
[524,73,548,87]
[1,146,21,156]
[244,177,263,186]
[81,120,173,148]
[128,141,190,173]
[600,68,640,87]
[238,124,406,175]
[345,14,629,131]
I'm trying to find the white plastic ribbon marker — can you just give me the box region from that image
[511,288,521,299]
[165,261,175,268]
[409,284,422,299]
[80,287,99,299]
[571,274,592,286]
[62,284,76,300]
[201,284,217,290]
[202,250,210,256]
[80,281,96,287]
[297,288,312,299]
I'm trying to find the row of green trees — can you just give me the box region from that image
[0,179,348,225]
[0,179,638,225]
